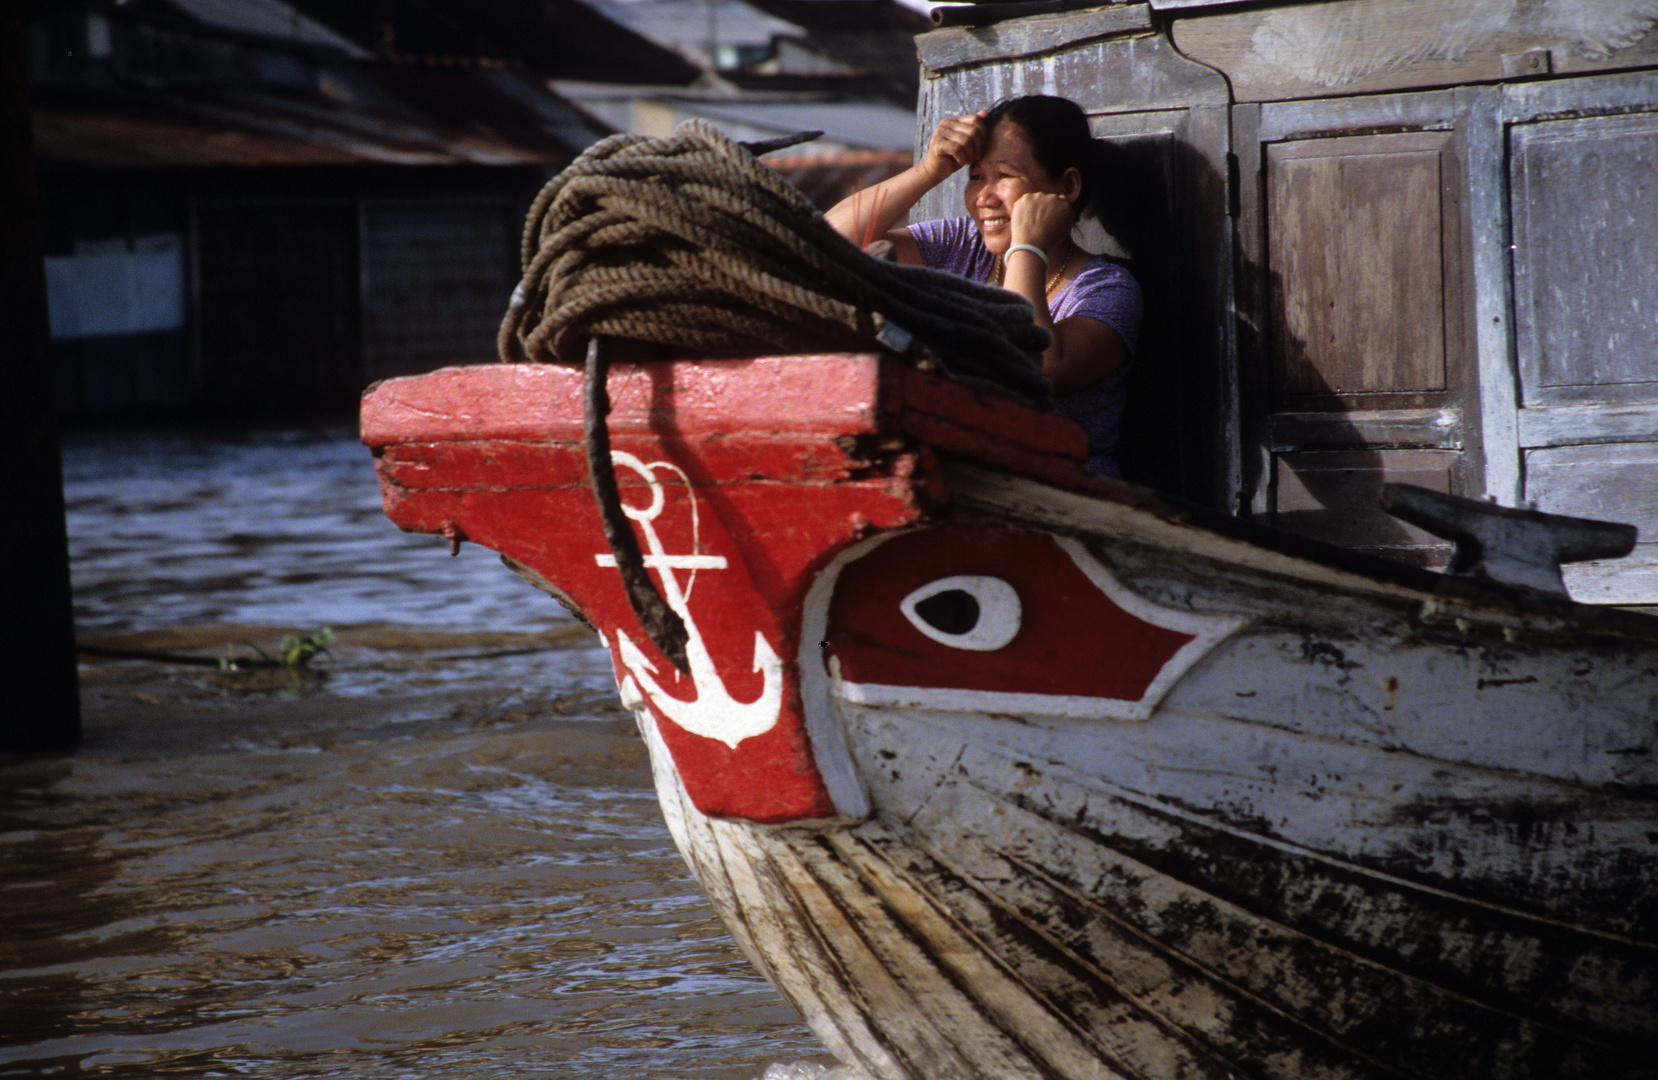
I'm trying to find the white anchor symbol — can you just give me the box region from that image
[598,451,784,749]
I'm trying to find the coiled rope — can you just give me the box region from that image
[498,120,1051,398]
[498,121,1054,672]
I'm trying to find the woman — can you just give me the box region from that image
[825,95,1142,478]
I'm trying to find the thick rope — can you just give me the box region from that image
[501,122,1056,671]
[582,337,689,672]
[499,120,1052,402]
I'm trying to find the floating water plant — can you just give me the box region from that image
[219,627,335,673]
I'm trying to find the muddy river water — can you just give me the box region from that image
[0,427,835,1078]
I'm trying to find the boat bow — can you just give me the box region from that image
[363,353,1658,1080]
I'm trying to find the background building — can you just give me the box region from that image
[28,0,686,420]
[29,0,927,422]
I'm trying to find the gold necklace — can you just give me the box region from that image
[1044,245,1074,300]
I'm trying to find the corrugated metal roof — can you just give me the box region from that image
[476,70,612,153]
[554,81,919,152]
[587,0,802,57]
[32,71,608,168]
[584,0,927,96]
[683,98,916,151]
[746,0,930,35]
[163,0,372,57]
[280,0,703,85]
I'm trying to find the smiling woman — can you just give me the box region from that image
[824,95,1143,478]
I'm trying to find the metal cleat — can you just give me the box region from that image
[1381,483,1638,598]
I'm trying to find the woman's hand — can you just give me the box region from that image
[1009,191,1075,253]
[921,112,989,181]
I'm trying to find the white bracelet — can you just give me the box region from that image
[1004,244,1049,270]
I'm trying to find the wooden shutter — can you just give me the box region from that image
[1240,96,1476,567]
[1506,75,1658,604]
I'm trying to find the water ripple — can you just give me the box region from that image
[1,428,830,1078]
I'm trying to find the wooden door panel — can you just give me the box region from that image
[1511,112,1658,406]
[1268,141,1450,401]
[1274,449,1456,565]
[1254,118,1472,565]
[1526,443,1658,605]
[1505,75,1658,604]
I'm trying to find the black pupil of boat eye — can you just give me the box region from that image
[915,589,980,636]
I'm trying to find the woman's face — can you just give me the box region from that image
[963,121,1076,256]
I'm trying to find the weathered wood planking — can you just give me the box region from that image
[1498,72,1658,605]
[1171,0,1658,103]
[1272,448,1456,565]
[1460,85,1523,511]
[1268,409,1461,452]
[1510,110,1658,408]
[747,482,1654,1076]
[946,464,1658,776]
[1168,7,1658,602]
[646,669,1657,1080]
[1245,70,1658,599]
[1232,100,1273,519]
[841,703,1656,1076]
[915,2,1151,75]
[1528,441,1658,605]
[1518,403,1658,449]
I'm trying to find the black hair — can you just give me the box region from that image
[983,95,1106,218]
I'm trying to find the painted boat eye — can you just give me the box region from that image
[899,575,1021,651]
[915,589,978,635]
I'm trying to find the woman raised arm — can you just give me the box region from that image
[824,111,987,263]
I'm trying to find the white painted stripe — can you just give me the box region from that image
[594,554,727,569]
[837,679,1158,721]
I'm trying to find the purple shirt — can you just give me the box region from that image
[908,217,1142,477]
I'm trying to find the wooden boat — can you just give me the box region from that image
[362,353,1658,1080]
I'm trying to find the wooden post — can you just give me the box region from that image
[1,7,83,753]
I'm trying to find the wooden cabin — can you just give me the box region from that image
[912,0,1658,607]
